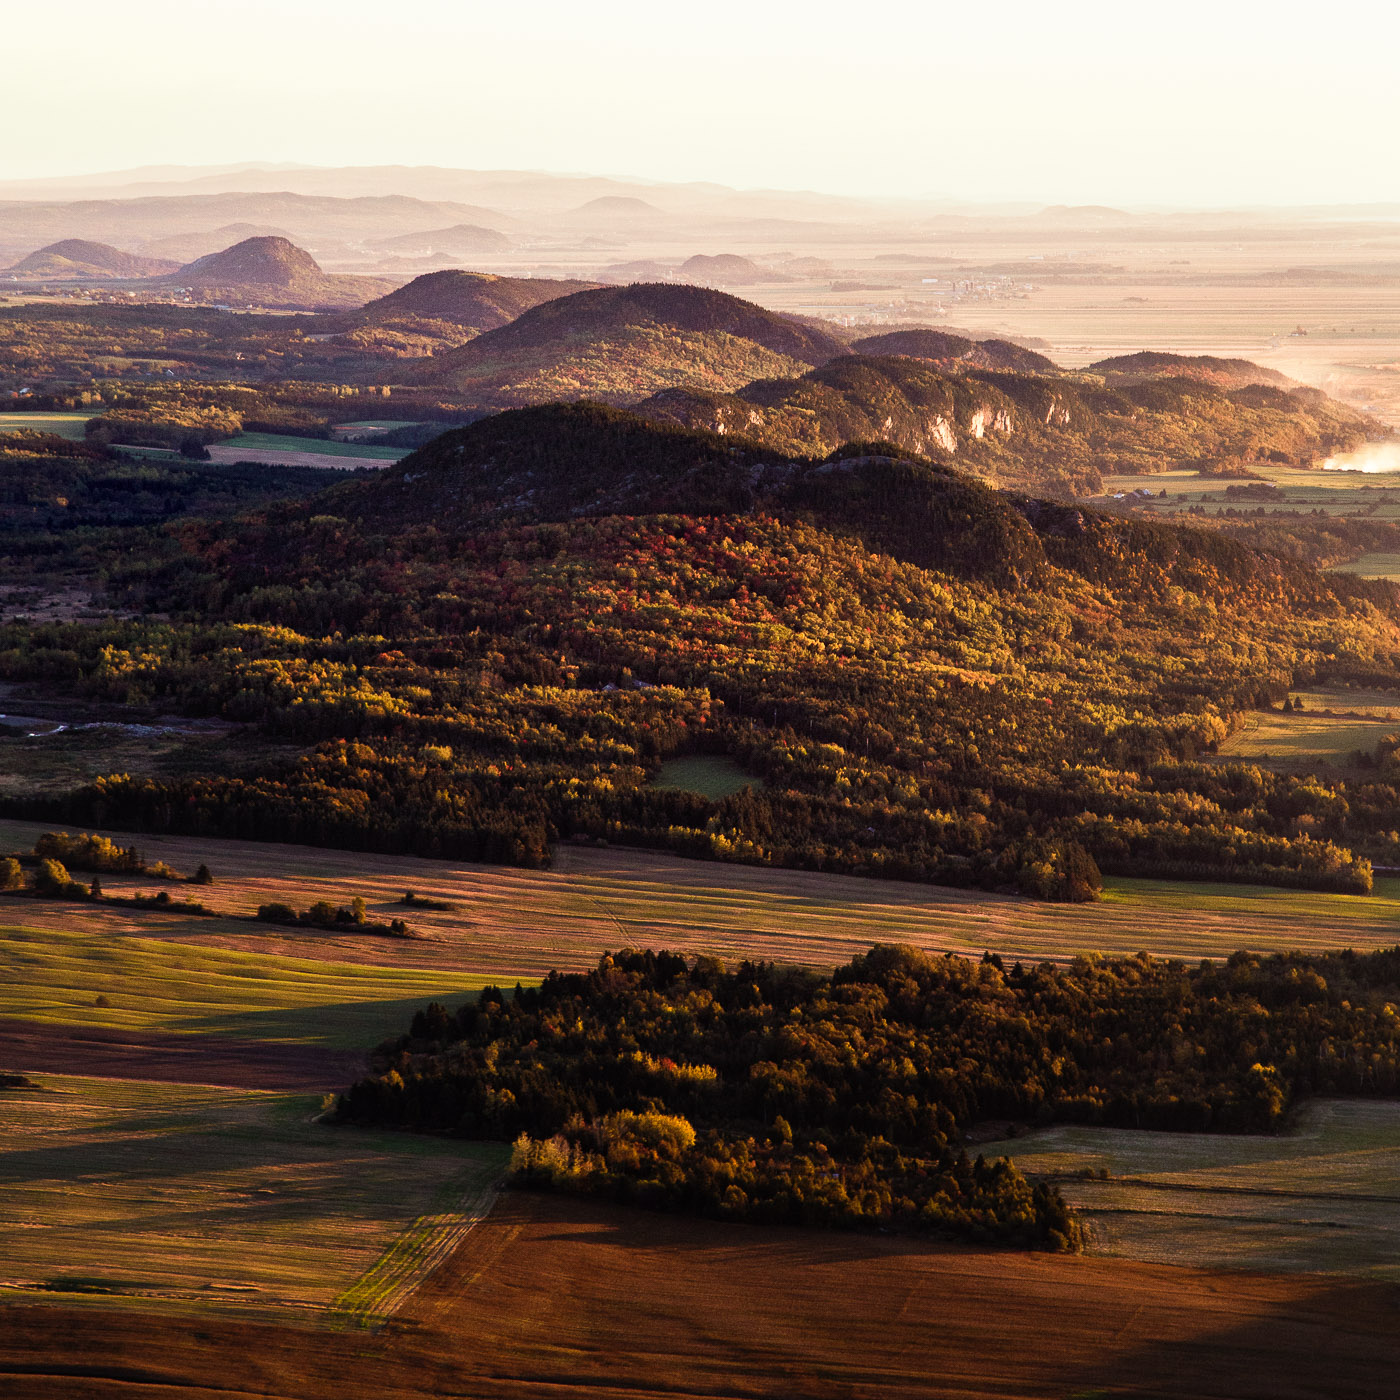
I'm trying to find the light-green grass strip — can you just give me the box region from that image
[327,1144,509,1328]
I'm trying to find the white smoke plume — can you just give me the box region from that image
[1322,442,1400,474]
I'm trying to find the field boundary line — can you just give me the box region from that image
[1045,1173,1400,1206]
[326,1163,501,1329]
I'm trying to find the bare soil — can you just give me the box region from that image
[2,1192,1399,1398]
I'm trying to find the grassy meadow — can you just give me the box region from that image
[0,411,91,440]
[1099,464,1400,521]
[649,753,754,798]
[0,722,305,798]
[0,1074,505,1321]
[0,916,494,1046]
[1331,551,1400,582]
[221,431,409,460]
[1216,686,1400,768]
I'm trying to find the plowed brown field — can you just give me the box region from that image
[2,1192,1397,1400]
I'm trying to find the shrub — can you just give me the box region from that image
[34,858,77,895]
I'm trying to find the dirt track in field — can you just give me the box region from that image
[0,1018,364,1091]
[2,1192,1399,1399]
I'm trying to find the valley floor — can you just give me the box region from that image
[7,821,1400,1395]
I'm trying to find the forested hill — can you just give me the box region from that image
[1088,351,1297,390]
[849,328,1059,374]
[156,236,396,310]
[3,239,178,279]
[638,352,1378,494]
[356,269,601,330]
[419,283,848,404]
[316,401,1378,607]
[3,393,1385,897]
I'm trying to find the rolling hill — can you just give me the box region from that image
[1089,352,1296,390]
[3,239,178,279]
[679,254,794,286]
[570,196,665,219]
[421,282,848,405]
[366,223,513,259]
[357,269,600,329]
[137,223,295,263]
[161,236,396,309]
[850,328,1059,374]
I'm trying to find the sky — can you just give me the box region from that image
[5,0,1398,207]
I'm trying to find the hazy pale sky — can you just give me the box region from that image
[6,0,1398,206]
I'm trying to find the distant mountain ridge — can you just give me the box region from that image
[367,223,512,258]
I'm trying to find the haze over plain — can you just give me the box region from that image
[8,5,1400,1396]
[4,0,1400,208]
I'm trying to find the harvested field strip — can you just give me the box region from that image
[0,1018,364,1091]
[6,821,1400,985]
[0,1075,504,1322]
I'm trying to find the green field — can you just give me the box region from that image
[0,1075,505,1321]
[979,1098,1400,1281]
[0,919,493,1046]
[1330,551,1400,581]
[0,411,91,441]
[1100,463,1400,521]
[331,419,424,431]
[1216,686,1400,767]
[650,754,754,799]
[0,724,305,798]
[221,432,410,461]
